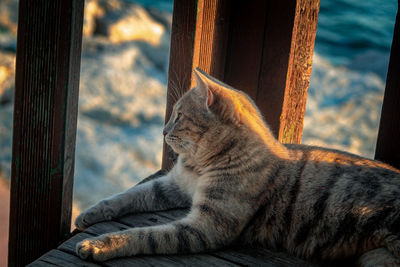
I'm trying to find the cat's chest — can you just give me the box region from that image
[175,158,201,196]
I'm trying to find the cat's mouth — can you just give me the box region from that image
[165,135,187,153]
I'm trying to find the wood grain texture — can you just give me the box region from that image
[213,247,318,266]
[223,1,269,101]
[8,0,84,266]
[29,209,318,266]
[192,0,231,82]
[27,249,101,267]
[375,1,400,169]
[277,0,320,144]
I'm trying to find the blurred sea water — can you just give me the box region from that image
[0,0,397,212]
[302,0,397,157]
[316,0,396,68]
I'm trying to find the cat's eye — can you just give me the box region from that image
[174,112,182,123]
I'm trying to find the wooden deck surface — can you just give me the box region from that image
[28,209,319,266]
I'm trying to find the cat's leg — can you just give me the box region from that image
[76,200,247,261]
[75,175,191,230]
[356,248,400,267]
[384,235,400,259]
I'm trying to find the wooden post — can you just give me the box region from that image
[375,1,400,169]
[162,0,319,170]
[8,0,84,266]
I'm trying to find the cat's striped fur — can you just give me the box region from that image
[76,68,400,265]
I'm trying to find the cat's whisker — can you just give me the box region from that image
[168,77,184,103]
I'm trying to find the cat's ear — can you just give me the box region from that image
[193,68,214,107]
[193,68,240,123]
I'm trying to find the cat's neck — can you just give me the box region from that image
[242,117,290,160]
[187,123,289,168]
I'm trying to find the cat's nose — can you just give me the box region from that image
[162,129,167,136]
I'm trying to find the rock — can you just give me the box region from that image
[0,34,16,53]
[0,0,18,36]
[0,51,15,105]
[95,2,166,45]
[83,0,105,37]
[147,7,173,32]
[0,104,13,178]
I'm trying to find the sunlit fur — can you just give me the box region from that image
[75,68,400,266]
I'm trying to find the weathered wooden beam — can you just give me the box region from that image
[375,1,400,169]
[162,0,319,170]
[8,0,84,266]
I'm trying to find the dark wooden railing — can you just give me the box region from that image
[8,0,84,266]
[8,0,400,266]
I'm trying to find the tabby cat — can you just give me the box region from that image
[75,68,400,266]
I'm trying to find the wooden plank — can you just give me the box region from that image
[57,231,176,266]
[29,209,320,266]
[213,247,319,266]
[59,212,236,266]
[83,220,132,236]
[375,2,400,169]
[8,0,84,265]
[56,211,185,255]
[105,255,184,267]
[28,249,101,267]
[106,253,238,267]
[103,213,239,266]
[58,232,95,255]
[116,209,187,228]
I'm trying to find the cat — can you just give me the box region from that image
[75,68,400,266]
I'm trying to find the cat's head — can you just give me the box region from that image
[163,68,268,156]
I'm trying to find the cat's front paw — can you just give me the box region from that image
[75,211,95,230]
[75,204,110,230]
[76,236,115,262]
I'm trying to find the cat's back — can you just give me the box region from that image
[242,143,400,261]
[285,144,400,179]
[286,144,400,258]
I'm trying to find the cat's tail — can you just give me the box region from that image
[357,248,400,267]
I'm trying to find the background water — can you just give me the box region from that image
[301,0,396,157]
[317,0,396,69]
